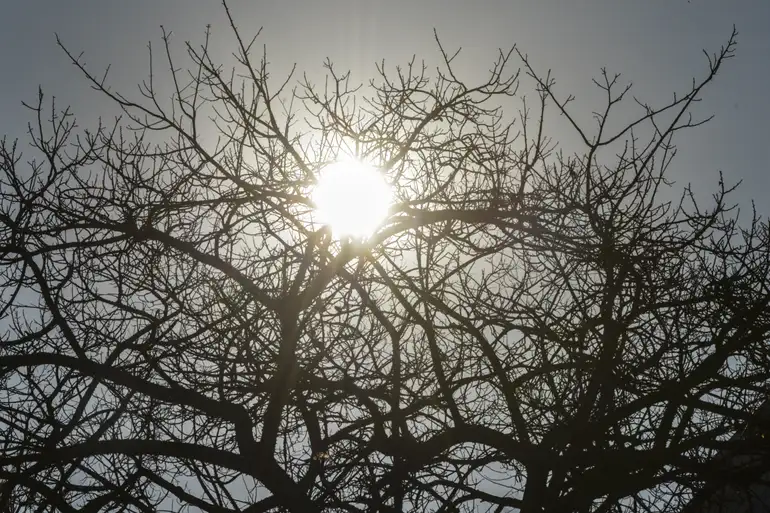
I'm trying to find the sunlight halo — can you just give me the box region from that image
[311,158,392,240]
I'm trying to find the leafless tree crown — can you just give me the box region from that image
[1,6,767,513]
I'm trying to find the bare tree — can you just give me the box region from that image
[1,4,768,512]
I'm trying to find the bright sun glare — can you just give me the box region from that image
[311,158,392,240]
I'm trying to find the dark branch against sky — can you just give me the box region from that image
[1,2,770,512]
[1,0,768,215]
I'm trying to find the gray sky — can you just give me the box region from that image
[0,3,767,510]
[1,0,768,215]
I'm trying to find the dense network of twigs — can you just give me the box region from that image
[1,4,768,512]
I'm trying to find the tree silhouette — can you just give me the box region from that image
[1,5,768,513]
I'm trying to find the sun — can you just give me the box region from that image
[311,158,392,240]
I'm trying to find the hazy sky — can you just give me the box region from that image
[0,3,767,509]
[1,0,768,216]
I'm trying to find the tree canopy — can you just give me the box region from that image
[1,6,768,513]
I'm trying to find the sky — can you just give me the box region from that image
[0,2,768,509]
[1,0,768,218]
